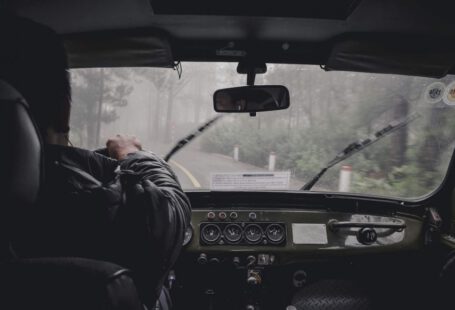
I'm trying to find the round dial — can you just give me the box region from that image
[183,225,193,246]
[201,224,221,244]
[357,227,377,245]
[224,224,243,243]
[266,224,285,243]
[244,224,263,243]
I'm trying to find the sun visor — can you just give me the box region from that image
[325,35,455,78]
[64,29,174,68]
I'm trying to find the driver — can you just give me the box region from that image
[0,14,191,309]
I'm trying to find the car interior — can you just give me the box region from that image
[2,0,455,310]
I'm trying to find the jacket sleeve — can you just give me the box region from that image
[119,150,191,234]
[117,151,191,302]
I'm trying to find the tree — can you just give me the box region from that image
[70,68,133,149]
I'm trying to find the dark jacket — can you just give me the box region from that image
[14,144,191,306]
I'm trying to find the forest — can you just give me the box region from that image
[69,63,455,198]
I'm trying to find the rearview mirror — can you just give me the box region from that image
[213,86,290,113]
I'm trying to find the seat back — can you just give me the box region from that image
[0,80,43,259]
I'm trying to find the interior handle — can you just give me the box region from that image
[328,219,406,232]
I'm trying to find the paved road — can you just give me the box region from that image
[161,147,304,190]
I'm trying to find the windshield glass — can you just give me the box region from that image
[69,63,455,198]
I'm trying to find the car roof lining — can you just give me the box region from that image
[5,0,455,76]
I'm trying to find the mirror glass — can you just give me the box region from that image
[214,85,290,113]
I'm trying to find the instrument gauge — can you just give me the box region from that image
[266,224,285,243]
[224,224,243,243]
[201,224,221,244]
[244,224,263,243]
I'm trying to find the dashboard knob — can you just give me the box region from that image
[230,212,238,220]
[247,276,259,286]
[357,227,378,245]
[247,270,262,286]
[219,212,227,220]
[292,270,307,287]
[248,212,257,221]
[207,212,216,220]
[197,253,208,265]
[209,257,220,264]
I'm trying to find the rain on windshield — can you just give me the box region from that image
[69,63,455,198]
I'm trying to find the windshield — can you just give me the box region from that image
[69,63,455,199]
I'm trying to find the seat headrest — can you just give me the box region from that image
[0,15,71,134]
[0,80,43,208]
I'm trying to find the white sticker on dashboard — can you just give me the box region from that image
[292,224,328,245]
[210,171,290,190]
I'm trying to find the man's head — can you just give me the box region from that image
[0,15,71,144]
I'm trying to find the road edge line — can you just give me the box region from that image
[170,159,202,188]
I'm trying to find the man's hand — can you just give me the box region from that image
[106,134,142,160]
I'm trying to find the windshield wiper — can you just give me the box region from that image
[300,112,421,191]
[164,115,223,162]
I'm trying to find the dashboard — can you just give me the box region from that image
[182,192,426,266]
[174,192,429,310]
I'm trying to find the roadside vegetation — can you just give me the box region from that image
[69,64,455,198]
[200,66,455,198]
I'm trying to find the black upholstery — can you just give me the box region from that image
[0,257,144,310]
[0,80,42,208]
[0,80,43,260]
[291,280,373,310]
[0,81,145,310]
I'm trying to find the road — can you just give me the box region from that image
[160,147,304,190]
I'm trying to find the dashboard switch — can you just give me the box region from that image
[219,212,227,220]
[209,257,220,264]
[197,253,208,265]
[207,212,216,220]
[233,256,241,267]
[258,254,270,266]
[247,255,256,267]
[230,212,238,220]
[357,227,377,245]
[248,212,257,221]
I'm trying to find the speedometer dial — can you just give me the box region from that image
[244,224,263,243]
[266,224,285,243]
[201,224,221,244]
[224,224,243,243]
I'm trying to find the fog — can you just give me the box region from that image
[69,63,455,198]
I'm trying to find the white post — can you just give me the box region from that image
[338,165,352,192]
[233,145,239,161]
[268,152,276,171]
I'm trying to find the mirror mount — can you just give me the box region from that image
[247,70,255,87]
[237,60,267,86]
[237,60,267,116]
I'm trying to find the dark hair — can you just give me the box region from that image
[0,15,71,135]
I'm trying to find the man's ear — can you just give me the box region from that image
[46,127,69,146]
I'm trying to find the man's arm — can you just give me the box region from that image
[106,135,191,302]
[106,135,191,233]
